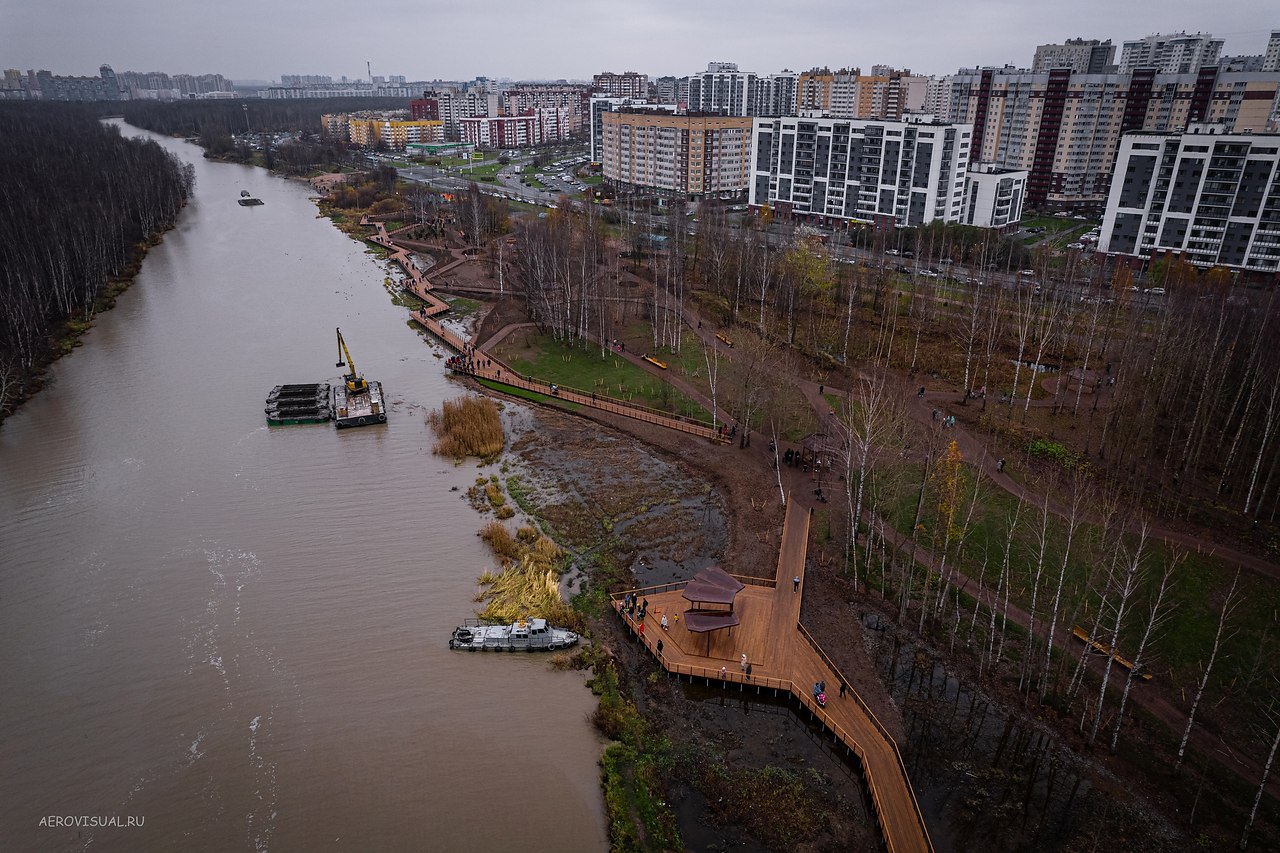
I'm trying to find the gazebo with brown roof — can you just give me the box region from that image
[681,566,745,645]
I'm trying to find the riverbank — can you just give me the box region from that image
[0,224,174,426]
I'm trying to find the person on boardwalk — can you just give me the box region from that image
[793,575,800,593]
[839,680,847,699]
[741,653,748,672]
[745,662,753,681]
[638,621,645,638]
[656,638,664,657]
[719,665,727,680]
[660,613,669,631]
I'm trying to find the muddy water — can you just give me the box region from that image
[0,123,606,852]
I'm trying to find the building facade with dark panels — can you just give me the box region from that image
[1099,125,1280,273]
[748,116,972,227]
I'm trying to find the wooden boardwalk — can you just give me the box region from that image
[615,498,933,853]
[361,216,728,443]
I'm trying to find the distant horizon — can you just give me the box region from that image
[4,0,1275,85]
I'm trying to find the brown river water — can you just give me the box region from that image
[0,122,607,852]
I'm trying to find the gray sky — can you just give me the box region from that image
[2,0,1275,83]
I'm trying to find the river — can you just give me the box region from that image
[0,122,607,852]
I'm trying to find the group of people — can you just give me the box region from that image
[931,410,958,428]
[621,592,649,622]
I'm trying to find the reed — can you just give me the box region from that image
[427,395,504,461]
[474,524,580,631]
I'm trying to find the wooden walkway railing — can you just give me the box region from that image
[610,499,933,853]
[362,216,728,444]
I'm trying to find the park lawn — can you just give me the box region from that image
[488,332,711,422]
[460,162,503,178]
[608,322,818,438]
[1022,215,1086,234]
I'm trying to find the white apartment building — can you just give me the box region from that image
[1119,32,1224,74]
[749,116,973,227]
[1099,125,1280,272]
[962,164,1029,229]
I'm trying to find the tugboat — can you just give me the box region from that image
[332,327,387,429]
[449,618,579,651]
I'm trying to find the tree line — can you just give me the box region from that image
[0,103,194,420]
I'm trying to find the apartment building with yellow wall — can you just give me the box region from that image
[327,113,448,148]
[600,111,753,198]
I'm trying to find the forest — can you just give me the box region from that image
[121,96,407,139]
[0,103,194,420]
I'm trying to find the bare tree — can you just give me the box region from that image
[1176,569,1242,770]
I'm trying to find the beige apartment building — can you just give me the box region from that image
[949,68,1280,207]
[600,111,754,198]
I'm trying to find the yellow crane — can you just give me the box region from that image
[334,327,369,395]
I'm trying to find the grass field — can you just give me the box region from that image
[488,332,711,421]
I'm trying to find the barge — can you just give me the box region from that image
[333,379,386,428]
[449,618,579,651]
[332,327,387,429]
[265,383,331,425]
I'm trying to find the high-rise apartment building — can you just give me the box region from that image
[1032,38,1116,74]
[1119,32,1224,74]
[415,87,499,139]
[600,111,754,198]
[1099,124,1280,272]
[593,71,648,99]
[749,116,972,227]
[687,62,757,116]
[502,85,590,132]
[1264,31,1280,72]
[797,67,927,120]
[590,96,678,162]
[948,67,1280,207]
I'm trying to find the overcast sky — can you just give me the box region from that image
[2,0,1275,83]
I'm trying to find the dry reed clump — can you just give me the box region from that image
[474,525,581,631]
[427,395,504,461]
[479,521,521,564]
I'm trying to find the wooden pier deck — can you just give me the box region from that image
[615,498,933,853]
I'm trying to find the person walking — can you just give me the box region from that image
[741,653,748,672]
[656,638,664,657]
[996,458,1005,473]
[793,575,800,593]
[745,662,753,681]
[660,613,669,631]
[839,680,847,698]
[638,621,645,638]
[719,665,727,680]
